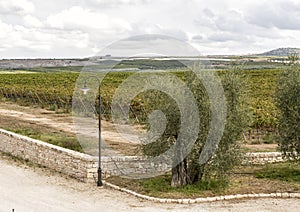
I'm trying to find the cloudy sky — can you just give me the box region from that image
[1,0,300,58]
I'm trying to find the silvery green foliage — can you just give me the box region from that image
[276,64,300,160]
[140,69,249,185]
[202,68,250,180]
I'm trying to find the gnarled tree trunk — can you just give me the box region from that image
[171,158,188,187]
[171,139,188,187]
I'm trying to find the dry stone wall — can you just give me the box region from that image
[244,152,284,165]
[0,129,98,183]
[0,129,286,182]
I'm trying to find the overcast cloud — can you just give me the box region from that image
[1,0,300,58]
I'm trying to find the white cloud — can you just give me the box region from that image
[89,0,149,7]
[0,0,35,15]
[208,32,248,42]
[0,19,92,58]
[192,6,288,53]
[129,22,189,41]
[1,0,300,58]
[246,0,300,30]
[99,34,199,57]
[215,10,249,33]
[192,35,204,41]
[44,6,133,55]
[46,6,131,33]
[23,15,43,27]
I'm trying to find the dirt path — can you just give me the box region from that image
[0,154,299,212]
[0,102,142,145]
[0,102,277,153]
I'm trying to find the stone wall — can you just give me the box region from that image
[0,128,286,183]
[244,152,284,165]
[101,156,172,179]
[0,129,98,183]
[102,152,286,178]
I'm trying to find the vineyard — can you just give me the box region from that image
[246,69,279,128]
[0,69,280,131]
[0,72,77,112]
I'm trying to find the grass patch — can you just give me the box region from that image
[256,162,300,182]
[141,175,227,197]
[0,115,82,152]
[107,162,300,198]
[107,175,228,198]
[0,111,140,155]
[8,127,83,152]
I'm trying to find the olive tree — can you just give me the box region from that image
[275,56,300,160]
[139,68,249,187]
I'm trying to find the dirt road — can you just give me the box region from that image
[0,154,299,212]
[0,102,139,144]
[0,102,142,155]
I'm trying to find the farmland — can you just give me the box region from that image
[0,63,298,198]
[0,68,280,130]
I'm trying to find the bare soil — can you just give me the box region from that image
[0,102,141,156]
[0,101,278,153]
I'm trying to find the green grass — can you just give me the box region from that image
[107,162,300,198]
[262,132,277,144]
[5,126,82,152]
[256,162,300,182]
[108,175,228,198]
[141,175,227,197]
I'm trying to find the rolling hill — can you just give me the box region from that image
[258,48,300,57]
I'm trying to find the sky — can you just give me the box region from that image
[1,0,300,58]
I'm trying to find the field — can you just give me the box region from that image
[0,68,280,127]
[0,72,77,113]
[0,67,282,152]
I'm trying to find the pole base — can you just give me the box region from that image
[97,167,103,187]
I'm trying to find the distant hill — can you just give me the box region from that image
[0,59,96,69]
[258,48,300,57]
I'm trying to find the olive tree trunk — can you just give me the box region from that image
[171,139,189,187]
[171,159,188,187]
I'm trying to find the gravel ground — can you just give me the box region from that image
[0,155,299,212]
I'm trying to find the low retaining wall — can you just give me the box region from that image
[102,156,172,179]
[0,129,98,183]
[102,152,285,178]
[0,128,286,183]
[244,152,284,165]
